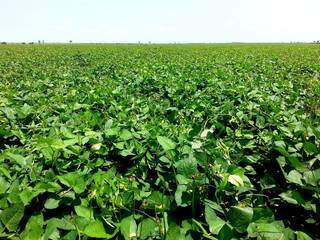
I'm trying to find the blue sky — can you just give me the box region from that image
[1,0,319,43]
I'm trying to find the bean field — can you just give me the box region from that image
[0,44,319,239]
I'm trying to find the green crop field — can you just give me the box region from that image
[0,44,319,239]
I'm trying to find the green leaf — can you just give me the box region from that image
[57,172,86,194]
[200,128,214,138]
[61,231,77,240]
[227,206,253,232]
[0,204,25,231]
[6,153,27,166]
[120,215,137,240]
[275,140,286,149]
[91,142,102,151]
[0,177,9,194]
[286,170,303,185]
[44,198,60,209]
[252,208,274,222]
[47,218,75,231]
[303,169,320,186]
[175,184,191,207]
[279,191,305,205]
[303,142,317,155]
[138,218,158,239]
[227,174,244,187]
[119,129,133,140]
[20,214,44,240]
[247,221,286,239]
[20,187,45,206]
[75,205,94,219]
[143,191,171,211]
[256,115,265,129]
[37,137,65,149]
[74,216,90,232]
[83,220,110,239]
[35,182,61,192]
[165,224,184,240]
[43,218,75,240]
[217,224,233,240]
[157,136,176,151]
[205,204,225,234]
[19,103,33,117]
[204,199,224,214]
[175,157,198,177]
[296,231,313,240]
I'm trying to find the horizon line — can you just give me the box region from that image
[1,41,319,45]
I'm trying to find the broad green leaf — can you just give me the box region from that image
[75,205,94,219]
[204,199,224,214]
[138,218,158,239]
[165,224,184,240]
[43,218,75,240]
[57,172,86,194]
[217,224,233,240]
[19,187,45,206]
[279,191,305,205]
[35,182,61,192]
[252,208,274,222]
[83,220,110,239]
[20,214,44,240]
[63,138,78,147]
[47,218,75,231]
[175,157,198,177]
[157,136,176,151]
[6,153,27,166]
[0,177,9,194]
[200,128,214,138]
[91,143,102,151]
[296,231,313,240]
[42,218,75,240]
[247,221,286,239]
[120,215,137,240]
[74,216,90,232]
[286,170,303,185]
[0,204,25,231]
[19,103,33,117]
[303,142,317,155]
[119,129,133,140]
[303,169,320,186]
[205,204,225,234]
[175,184,191,207]
[228,174,244,187]
[61,231,77,240]
[227,206,253,232]
[43,224,60,240]
[44,198,60,209]
[143,191,171,211]
[37,137,65,149]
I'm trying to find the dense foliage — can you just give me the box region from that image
[0,44,319,239]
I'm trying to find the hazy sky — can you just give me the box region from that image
[1,0,319,43]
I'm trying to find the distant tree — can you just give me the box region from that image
[1,42,7,44]
[38,40,41,44]
[69,40,72,44]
